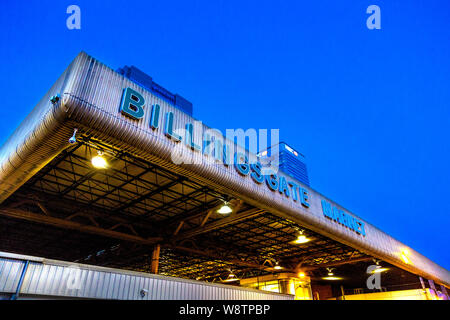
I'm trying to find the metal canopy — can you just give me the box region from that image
[0,52,447,289]
[0,136,381,283]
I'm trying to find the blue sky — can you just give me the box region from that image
[0,1,449,269]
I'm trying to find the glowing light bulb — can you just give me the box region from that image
[322,276,343,280]
[372,267,389,273]
[292,234,310,244]
[92,151,107,169]
[273,262,283,270]
[217,203,233,215]
[224,272,239,282]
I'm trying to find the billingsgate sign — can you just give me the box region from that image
[119,87,366,237]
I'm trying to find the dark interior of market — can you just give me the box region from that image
[0,136,427,298]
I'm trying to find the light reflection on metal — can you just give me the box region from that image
[401,250,411,264]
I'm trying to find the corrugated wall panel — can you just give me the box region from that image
[0,253,293,300]
[0,258,23,293]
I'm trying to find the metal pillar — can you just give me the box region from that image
[340,285,345,300]
[440,285,449,300]
[151,244,161,274]
[10,260,29,300]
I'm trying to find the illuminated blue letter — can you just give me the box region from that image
[234,153,250,176]
[278,176,290,197]
[300,188,310,208]
[321,200,333,219]
[185,123,201,151]
[250,162,264,184]
[120,87,145,120]
[164,112,182,141]
[265,174,279,191]
[289,182,299,202]
[150,104,160,129]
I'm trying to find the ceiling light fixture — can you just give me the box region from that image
[326,268,336,277]
[292,230,310,244]
[372,267,389,273]
[273,261,283,270]
[217,201,233,215]
[322,276,343,281]
[223,271,239,282]
[92,150,108,169]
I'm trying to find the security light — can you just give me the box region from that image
[68,128,78,144]
[50,94,60,104]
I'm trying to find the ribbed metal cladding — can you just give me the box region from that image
[0,52,449,287]
[0,253,292,300]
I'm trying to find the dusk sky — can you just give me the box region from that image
[0,1,449,269]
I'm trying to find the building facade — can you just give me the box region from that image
[0,52,448,300]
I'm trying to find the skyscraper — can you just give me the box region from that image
[117,65,193,116]
[259,142,310,186]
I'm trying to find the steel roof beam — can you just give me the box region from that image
[172,208,264,241]
[172,245,285,273]
[113,178,185,213]
[0,208,162,246]
[300,256,373,271]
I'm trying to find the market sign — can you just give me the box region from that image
[321,200,366,236]
[119,87,366,237]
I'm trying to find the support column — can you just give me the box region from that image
[419,277,429,300]
[340,285,345,300]
[440,285,449,300]
[428,279,438,300]
[151,244,161,274]
[419,277,426,290]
